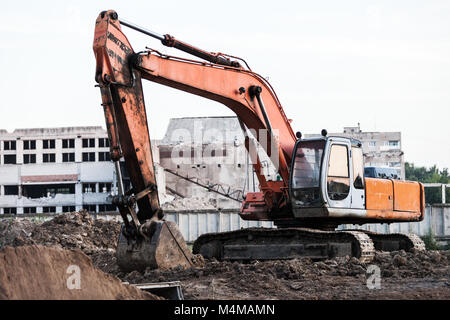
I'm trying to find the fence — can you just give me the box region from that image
[423,183,449,204]
[1,205,448,245]
[339,204,450,244]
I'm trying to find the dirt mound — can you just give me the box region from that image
[0,211,123,273]
[0,245,159,300]
[4,211,121,254]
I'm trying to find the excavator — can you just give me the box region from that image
[93,10,425,271]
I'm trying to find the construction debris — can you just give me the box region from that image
[162,197,217,210]
[0,211,449,300]
[118,250,450,300]
[0,210,121,254]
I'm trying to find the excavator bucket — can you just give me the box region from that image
[116,220,194,272]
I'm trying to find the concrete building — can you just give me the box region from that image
[305,124,405,179]
[0,127,117,214]
[0,117,276,215]
[158,116,259,209]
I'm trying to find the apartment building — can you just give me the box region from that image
[0,127,117,214]
[305,124,405,179]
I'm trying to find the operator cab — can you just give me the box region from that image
[289,135,365,218]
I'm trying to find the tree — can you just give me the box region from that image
[405,162,449,204]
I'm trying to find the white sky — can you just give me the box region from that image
[0,0,449,169]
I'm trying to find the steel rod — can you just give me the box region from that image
[119,18,164,41]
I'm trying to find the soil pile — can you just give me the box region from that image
[9,211,121,254]
[0,218,36,248]
[0,211,122,275]
[0,245,159,300]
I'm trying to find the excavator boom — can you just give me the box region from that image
[94,10,194,271]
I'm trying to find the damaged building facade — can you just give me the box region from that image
[158,116,264,209]
[0,127,118,214]
[0,117,275,215]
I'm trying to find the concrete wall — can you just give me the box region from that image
[163,209,274,243]
[338,204,450,243]
[3,204,448,245]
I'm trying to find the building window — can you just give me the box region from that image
[24,207,36,214]
[62,153,75,162]
[4,185,18,195]
[83,204,97,212]
[43,206,56,213]
[82,138,95,148]
[23,140,36,150]
[368,141,376,147]
[388,140,399,147]
[43,153,56,163]
[62,206,76,212]
[4,208,17,214]
[23,154,36,164]
[99,183,112,193]
[43,139,55,149]
[98,138,110,148]
[98,152,111,162]
[22,184,74,198]
[389,162,401,167]
[4,155,16,164]
[3,141,16,150]
[62,139,75,148]
[83,183,96,193]
[98,204,116,212]
[82,152,95,162]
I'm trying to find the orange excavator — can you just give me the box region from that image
[93,10,425,271]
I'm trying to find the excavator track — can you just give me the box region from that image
[350,230,426,252]
[193,228,375,263]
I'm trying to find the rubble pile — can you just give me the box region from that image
[0,218,35,248]
[162,196,217,210]
[1,211,121,254]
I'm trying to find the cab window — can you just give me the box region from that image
[352,147,364,189]
[327,144,350,200]
[291,140,325,206]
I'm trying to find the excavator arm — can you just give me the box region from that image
[94,11,199,271]
[94,10,298,222]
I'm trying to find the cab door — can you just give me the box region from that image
[350,146,365,209]
[324,139,352,208]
